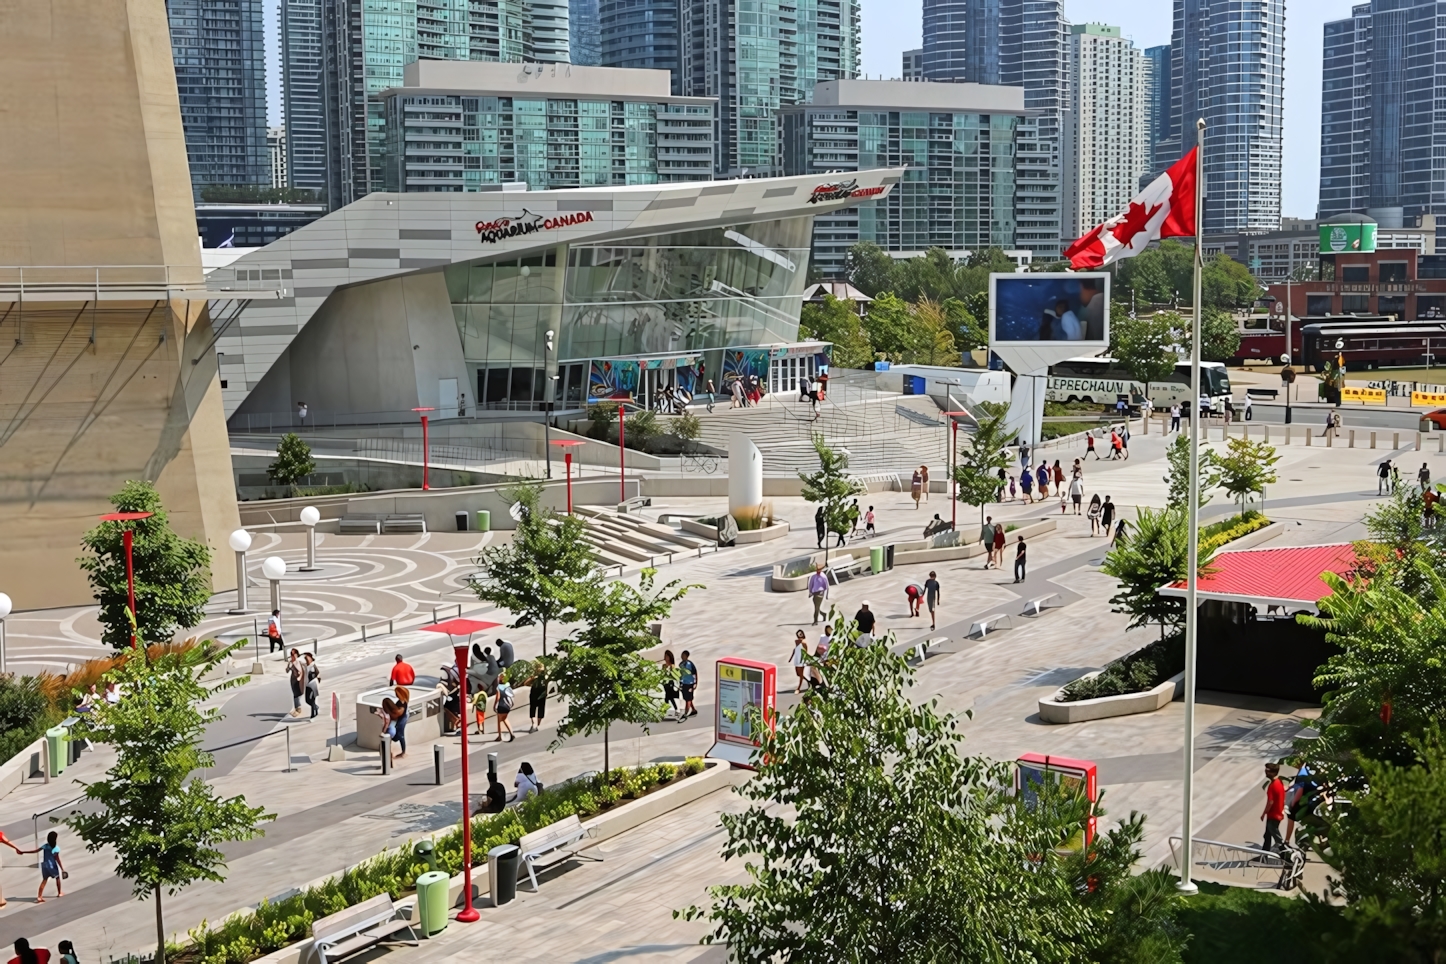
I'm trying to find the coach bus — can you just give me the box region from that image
[1046,357,1232,413]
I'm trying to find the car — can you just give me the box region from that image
[1424,408,1446,431]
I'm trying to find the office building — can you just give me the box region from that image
[921,0,995,83]
[278,0,336,203]
[1142,43,1169,180]
[780,80,1023,276]
[600,0,682,93]
[195,202,327,248]
[380,61,715,191]
[1207,214,1436,284]
[902,49,924,81]
[209,169,900,421]
[1156,0,1285,233]
[1061,24,1148,242]
[571,0,602,64]
[167,0,270,197]
[268,127,288,188]
[1318,1,1446,248]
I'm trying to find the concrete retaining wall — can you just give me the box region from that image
[0,735,48,803]
[1038,671,1185,724]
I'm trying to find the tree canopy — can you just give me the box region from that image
[1112,240,1261,310]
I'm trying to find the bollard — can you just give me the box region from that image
[1350,429,1355,448]
[1371,431,1377,449]
[380,735,392,775]
[433,743,445,785]
[1306,429,1312,447]
[1440,433,1444,454]
[1264,424,1270,443]
[1394,432,1401,450]
[1417,433,1422,451]
[284,725,294,773]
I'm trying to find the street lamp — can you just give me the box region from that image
[228,528,253,613]
[413,407,436,491]
[262,556,287,613]
[943,410,975,531]
[543,329,555,479]
[617,399,628,504]
[299,506,320,572]
[549,439,585,514]
[0,592,11,677]
[100,511,154,648]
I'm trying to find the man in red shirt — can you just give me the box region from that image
[1261,762,1286,852]
[389,654,416,686]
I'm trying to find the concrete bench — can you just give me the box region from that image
[311,892,417,964]
[338,515,381,534]
[967,613,1012,639]
[518,813,593,892]
[895,636,947,666]
[1023,593,1062,616]
[382,513,427,533]
[616,496,652,513]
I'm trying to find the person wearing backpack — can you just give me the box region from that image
[493,672,516,742]
[678,651,699,720]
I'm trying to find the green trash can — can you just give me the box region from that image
[414,870,450,937]
[45,727,67,776]
[870,546,885,575]
[475,509,491,532]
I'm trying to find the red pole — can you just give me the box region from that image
[951,421,958,531]
[565,451,574,515]
[617,402,626,504]
[454,642,479,922]
[421,414,431,491]
[124,528,137,649]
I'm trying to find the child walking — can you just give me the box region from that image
[36,831,65,902]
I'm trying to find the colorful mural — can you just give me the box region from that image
[588,359,639,401]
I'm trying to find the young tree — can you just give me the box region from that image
[909,298,961,366]
[1198,306,1244,362]
[1214,436,1279,519]
[1109,312,1180,386]
[472,481,598,655]
[859,292,915,361]
[843,241,898,297]
[79,481,213,650]
[267,432,316,486]
[798,434,865,564]
[1163,432,1220,509]
[953,404,1012,527]
[679,640,1180,961]
[797,295,874,369]
[1101,505,1215,639]
[546,568,698,773]
[64,644,272,964]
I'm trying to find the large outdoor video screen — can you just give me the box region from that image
[989,273,1110,346]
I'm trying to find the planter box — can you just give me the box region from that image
[680,517,791,545]
[1038,670,1185,724]
[1210,521,1280,552]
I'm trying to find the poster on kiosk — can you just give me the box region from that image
[1015,753,1099,849]
[707,658,777,768]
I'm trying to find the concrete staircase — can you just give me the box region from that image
[573,505,721,571]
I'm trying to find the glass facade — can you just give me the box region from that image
[443,218,812,407]
[600,0,683,93]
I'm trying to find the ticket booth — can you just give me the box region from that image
[1015,753,1099,849]
[706,657,777,767]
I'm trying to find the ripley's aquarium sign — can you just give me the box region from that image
[807,179,886,204]
[475,208,595,244]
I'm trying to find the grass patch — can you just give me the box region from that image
[1176,881,1370,962]
[1040,421,1100,440]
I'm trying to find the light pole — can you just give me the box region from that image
[1284,243,1294,424]
[263,556,286,613]
[617,400,627,504]
[543,329,555,479]
[941,378,963,529]
[550,439,585,514]
[299,506,320,572]
[228,528,253,613]
[0,592,11,676]
[100,510,153,648]
[943,410,973,531]
[412,407,436,490]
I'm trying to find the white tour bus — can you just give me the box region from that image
[1046,357,1232,413]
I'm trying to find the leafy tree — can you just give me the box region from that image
[798,295,874,369]
[908,297,960,365]
[1163,432,1220,509]
[472,480,598,655]
[1198,306,1243,362]
[1214,436,1279,519]
[798,434,865,564]
[79,481,213,650]
[859,291,916,360]
[953,404,1012,527]
[679,639,1181,962]
[64,644,273,964]
[267,432,316,486]
[843,241,898,296]
[941,296,986,351]
[1201,252,1261,309]
[545,568,697,772]
[1101,505,1214,639]
[1109,312,1180,385]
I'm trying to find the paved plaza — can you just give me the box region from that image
[0,423,1409,959]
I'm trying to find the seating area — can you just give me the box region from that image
[338,515,382,534]
[382,513,427,533]
[572,506,717,571]
[517,813,593,892]
[311,892,417,964]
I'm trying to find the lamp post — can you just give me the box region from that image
[262,556,286,613]
[941,378,963,529]
[543,329,555,479]
[228,528,253,613]
[617,400,627,504]
[0,592,11,677]
[299,506,320,572]
[413,407,436,490]
[549,439,585,514]
[100,511,154,648]
[943,411,974,531]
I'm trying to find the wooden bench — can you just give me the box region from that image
[311,892,417,964]
[967,613,1013,639]
[338,515,381,534]
[517,813,593,892]
[382,513,427,533]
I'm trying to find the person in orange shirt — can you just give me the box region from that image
[389,654,416,686]
[1261,762,1286,852]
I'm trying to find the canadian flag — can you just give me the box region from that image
[1064,147,1198,270]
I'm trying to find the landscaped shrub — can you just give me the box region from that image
[1058,633,1185,702]
[1199,510,1269,555]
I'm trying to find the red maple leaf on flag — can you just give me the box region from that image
[1110,200,1163,247]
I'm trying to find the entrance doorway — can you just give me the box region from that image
[770,356,816,396]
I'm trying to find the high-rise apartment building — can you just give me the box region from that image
[1318,1,1446,246]
[920,0,997,84]
[530,0,573,62]
[167,0,270,198]
[902,49,924,81]
[1061,24,1148,242]
[599,0,682,93]
[780,80,1025,276]
[570,0,602,64]
[1156,0,1284,233]
[1142,43,1169,179]
[381,60,715,190]
[268,127,289,188]
[278,0,337,202]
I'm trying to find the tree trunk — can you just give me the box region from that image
[155,883,166,964]
[542,620,548,657]
[604,722,610,776]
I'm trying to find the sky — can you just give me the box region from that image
[264,0,1360,220]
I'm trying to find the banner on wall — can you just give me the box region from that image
[588,359,639,401]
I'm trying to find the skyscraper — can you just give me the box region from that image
[600,0,682,92]
[920,0,997,84]
[1061,24,1148,242]
[1318,1,1446,243]
[1158,0,1284,233]
[570,0,602,64]
[167,0,270,198]
[278,0,338,203]
[1142,43,1170,179]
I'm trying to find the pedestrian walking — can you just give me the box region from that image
[1112,518,1128,546]
[515,762,541,801]
[1120,424,1130,459]
[661,650,680,719]
[1008,474,1018,501]
[865,505,876,536]
[904,583,923,617]
[1085,432,1098,459]
[1425,489,1440,529]
[1419,462,1432,493]
[1019,468,1033,501]
[303,652,320,719]
[678,651,699,719]
[1321,410,1334,438]
[1109,430,1122,460]
[807,564,829,625]
[527,665,548,731]
[924,570,942,631]
[392,685,410,758]
[980,516,996,568]
[920,465,930,502]
[9,941,50,964]
[853,601,876,645]
[992,522,1006,564]
[1393,463,1402,492]
[1068,475,1084,514]
[493,672,515,742]
[790,630,810,692]
[471,687,488,736]
[1035,463,1049,499]
[814,505,826,548]
[287,649,305,717]
[910,468,923,509]
[1261,762,1286,852]
[440,663,462,734]
[1169,403,1181,433]
[267,609,284,653]
[704,378,717,413]
[811,625,831,689]
[1378,459,1393,495]
[1100,495,1116,534]
[35,831,65,902]
[1013,536,1027,583]
[1087,493,1103,535]
[1284,764,1318,845]
[1018,441,1030,469]
[1052,460,1065,491]
[390,654,416,686]
[1072,458,1083,480]
[1244,396,1253,421]
[850,499,861,536]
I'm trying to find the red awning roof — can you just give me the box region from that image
[1158,543,1359,609]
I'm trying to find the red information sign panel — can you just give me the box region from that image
[1015,753,1099,849]
[707,657,776,768]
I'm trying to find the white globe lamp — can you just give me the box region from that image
[299,506,321,571]
[228,529,253,613]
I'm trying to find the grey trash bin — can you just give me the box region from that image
[489,844,520,906]
[455,510,469,532]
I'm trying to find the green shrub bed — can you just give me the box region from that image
[1058,633,1185,703]
[177,758,706,964]
[1200,510,1270,554]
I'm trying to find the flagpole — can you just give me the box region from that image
[1177,118,1205,897]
